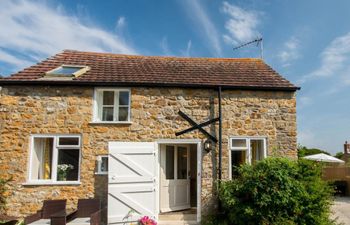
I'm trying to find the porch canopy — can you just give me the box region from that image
[303,153,345,163]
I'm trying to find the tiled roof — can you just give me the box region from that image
[2,50,299,91]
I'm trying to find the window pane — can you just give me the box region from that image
[251,140,265,165]
[31,138,53,180]
[231,150,246,166]
[119,91,129,105]
[232,139,247,148]
[118,107,129,121]
[231,150,246,178]
[101,157,108,172]
[49,66,82,76]
[177,147,188,179]
[102,107,114,121]
[165,146,174,179]
[58,137,79,146]
[103,91,114,105]
[57,149,79,181]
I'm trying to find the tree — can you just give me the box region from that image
[297,144,330,158]
[335,152,344,159]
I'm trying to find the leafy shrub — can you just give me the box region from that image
[217,158,334,225]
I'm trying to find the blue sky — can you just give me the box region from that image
[1,0,350,154]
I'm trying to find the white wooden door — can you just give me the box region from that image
[108,142,156,224]
[160,145,190,212]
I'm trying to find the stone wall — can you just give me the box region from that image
[0,85,297,218]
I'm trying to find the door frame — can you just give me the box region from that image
[159,144,191,212]
[156,139,202,223]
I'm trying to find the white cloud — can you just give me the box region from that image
[160,36,172,56]
[341,66,350,85]
[278,37,300,67]
[0,49,33,69]
[181,40,192,57]
[115,16,126,35]
[0,0,136,73]
[116,16,126,30]
[179,0,222,56]
[301,32,350,83]
[221,2,261,45]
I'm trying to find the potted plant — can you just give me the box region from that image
[57,164,74,181]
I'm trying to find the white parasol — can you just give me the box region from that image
[303,153,345,163]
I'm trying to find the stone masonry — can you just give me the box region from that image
[0,85,297,218]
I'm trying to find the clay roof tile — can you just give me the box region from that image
[2,50,299,90]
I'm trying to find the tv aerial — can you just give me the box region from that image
[233,37,263,59]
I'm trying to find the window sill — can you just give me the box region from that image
[95,172,108,175]
[89,121,132,125]
[22,181,81,186]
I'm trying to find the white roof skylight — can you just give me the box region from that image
[45,65,90,78]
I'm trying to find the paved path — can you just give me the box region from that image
[331,197,350,225]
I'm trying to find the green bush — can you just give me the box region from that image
[217,158,335,225]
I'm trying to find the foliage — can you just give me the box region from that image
[139,216,157,225]
[334,152,344,159]
[297,144,330,158]
[0,177,12,212]
[213,158,335,225]
[57,164,74,181]
[202,214,230,225]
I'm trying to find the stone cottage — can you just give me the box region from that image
[0,50,299,224]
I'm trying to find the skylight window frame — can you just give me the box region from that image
[45,65,90,78]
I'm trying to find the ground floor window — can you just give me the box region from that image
[29,135,81,183]
[230,137,267,178]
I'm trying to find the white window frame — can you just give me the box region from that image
[96,155,108,175]
[26,134,82,185]
[93,88,131,124]
[45,65,90,77]
[229,136,267,179]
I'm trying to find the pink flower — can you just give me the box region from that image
[139,216,157,225]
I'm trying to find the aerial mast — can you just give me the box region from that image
[233,37,263,59]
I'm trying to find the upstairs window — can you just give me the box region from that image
[45,65,90,78]
[94,88,131,123]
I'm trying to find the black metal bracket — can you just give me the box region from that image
[175,110,218,143]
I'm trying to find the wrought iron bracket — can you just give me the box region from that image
[175,110,218,143]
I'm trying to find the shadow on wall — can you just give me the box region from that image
[94,174,108,224]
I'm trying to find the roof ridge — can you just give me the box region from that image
[62,49,264,62]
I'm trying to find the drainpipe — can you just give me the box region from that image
[218,86,222,180]
[218,86,223,212]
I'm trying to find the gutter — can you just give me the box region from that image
[0,80,300,91]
